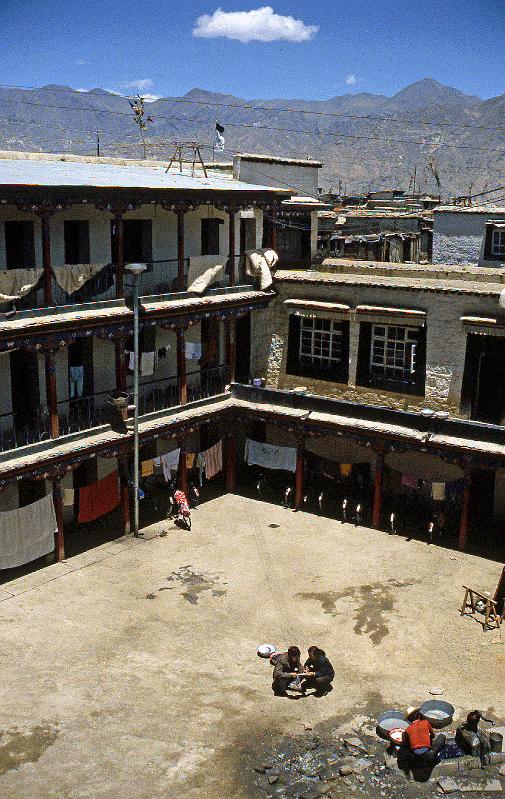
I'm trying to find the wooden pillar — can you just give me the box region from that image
[113,211,124,299]
[176,328,187,405]
[228,209,236,287]
[458,470,473,551]
[178,438,188,494]
[225,432,236,493]
[177,210,186,291]
[44,350,59,439]
[372,451,385,528]
[41,212,53,306]
[52,479,65,561]
[224,318,236,384]
[294,436,305,511]
[119,458,131,535]
[115,334,127,392]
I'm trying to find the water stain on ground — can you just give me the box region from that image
[147,565,227,605]
[0,724,59,775]
[297,578,419,645]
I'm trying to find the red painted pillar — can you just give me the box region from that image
[226,433,236,493]
[228,209,236,287]
[52,479,65,561]
[458,470,473,551]
[179,438,188,494]
[113,211,124,299]
[41,212,53,306]
[225,319,236,384]
[176,328,187,405]
[177,210,186,291]
[372,451,385,528]
[44,350,59,439]
[119,457,131,535]
[294,436,305,511]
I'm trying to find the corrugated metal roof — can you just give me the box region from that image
[0,154,289,194]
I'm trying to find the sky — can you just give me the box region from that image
[0,0,504,101]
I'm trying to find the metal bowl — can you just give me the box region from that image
[376,716,409,740]
[420,700,455,728]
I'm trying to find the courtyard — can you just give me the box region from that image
[0,494,504,799]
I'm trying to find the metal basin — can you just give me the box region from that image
[420,700,455,728]
[376,714,409,741]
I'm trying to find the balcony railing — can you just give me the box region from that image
[0,365,228,453]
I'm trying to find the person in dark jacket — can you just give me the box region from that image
[301,646,334,696]
[272,646,302,696]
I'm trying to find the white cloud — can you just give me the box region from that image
[192,6,318,43]
[120,78,154,92]
[76,59,86,66]
[141,93,162,102]
[345,74,357,86]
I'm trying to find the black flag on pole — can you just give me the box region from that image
[214,122,225,152]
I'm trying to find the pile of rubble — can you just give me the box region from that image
[246,719,505,799]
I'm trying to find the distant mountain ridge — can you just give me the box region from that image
[0,78,503,197]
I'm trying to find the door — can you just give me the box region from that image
[5,221,35,269]
[463,335,505,424]
[10,350,40,434]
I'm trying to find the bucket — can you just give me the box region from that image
[490,732,503,753]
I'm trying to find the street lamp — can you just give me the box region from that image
[125,262,147,537]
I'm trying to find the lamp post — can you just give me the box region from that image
[125,262,147,537]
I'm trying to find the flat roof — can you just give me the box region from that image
[434,205,505,214]
[236,153,322,168]
[0,151,289,195]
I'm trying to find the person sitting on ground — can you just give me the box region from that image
[272,646,302,696]
[301,646,334,696]
[403,711,446,768]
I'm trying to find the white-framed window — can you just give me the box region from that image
[370,324,419,382]
[299,317,343,372]
[492,229,505,256]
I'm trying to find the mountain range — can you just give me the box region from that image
[1,78,504,197]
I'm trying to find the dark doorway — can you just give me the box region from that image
[10,350,40,433]
[68,337,94,399]
[461,335,505,424]
[470,470,496,545]
[112,220,152,263]
[5,221,35,269]
[240,218,256,252]
[201,218,222,256]
[18,479,46,508]
[64,221,90,264]
[201,317,220,369]
[235,313,251,384]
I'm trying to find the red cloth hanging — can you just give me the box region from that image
[78,471,120,524]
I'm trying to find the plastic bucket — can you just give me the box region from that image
[490,732,503,753]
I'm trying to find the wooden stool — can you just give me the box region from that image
[460,585,502,630]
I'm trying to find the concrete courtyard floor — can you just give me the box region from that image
[0,494,504,799]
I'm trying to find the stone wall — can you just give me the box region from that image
[252,274,503,417]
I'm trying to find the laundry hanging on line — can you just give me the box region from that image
[62,488,75,507]
[202,440,223,479]
[431,482,446,501]
[78,471,120,524]
[0,494,56,569]
[245,439,297,473]
[401,473,418,489]
[160,449,180,482]
[141,352,155,376]
[141,459,154,477]
[185,342,202,360]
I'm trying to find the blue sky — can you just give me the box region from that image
[1,0,504,100]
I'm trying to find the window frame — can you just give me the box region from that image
[286,315,349,383]
[491,229,505,256]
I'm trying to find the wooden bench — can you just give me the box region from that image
[460,585,502,630]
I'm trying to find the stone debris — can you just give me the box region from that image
[304,723,313,731]
[343,736,368,754]
[267,774,278,784]
[438,776,503,793]
[339,764,354,776]
[430,687,445,695]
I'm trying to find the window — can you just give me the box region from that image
[5,221,35,269]
[492,230,505,256]
[201,218,222,256]
[370,325,419,382]
[64,221,90,264]
[286,315,349,383]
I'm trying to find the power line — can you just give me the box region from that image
[1,94,505,156]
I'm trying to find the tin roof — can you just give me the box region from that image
[0,151,289,195]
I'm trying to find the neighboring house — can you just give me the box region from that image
[233,154,329,268]
[433,205,505,265]
[329,209,433,263]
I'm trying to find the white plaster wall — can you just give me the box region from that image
[234,157,319,198]
[432,211,505,265]
[93,338,116,394]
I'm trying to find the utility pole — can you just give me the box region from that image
[96,131,100,157]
